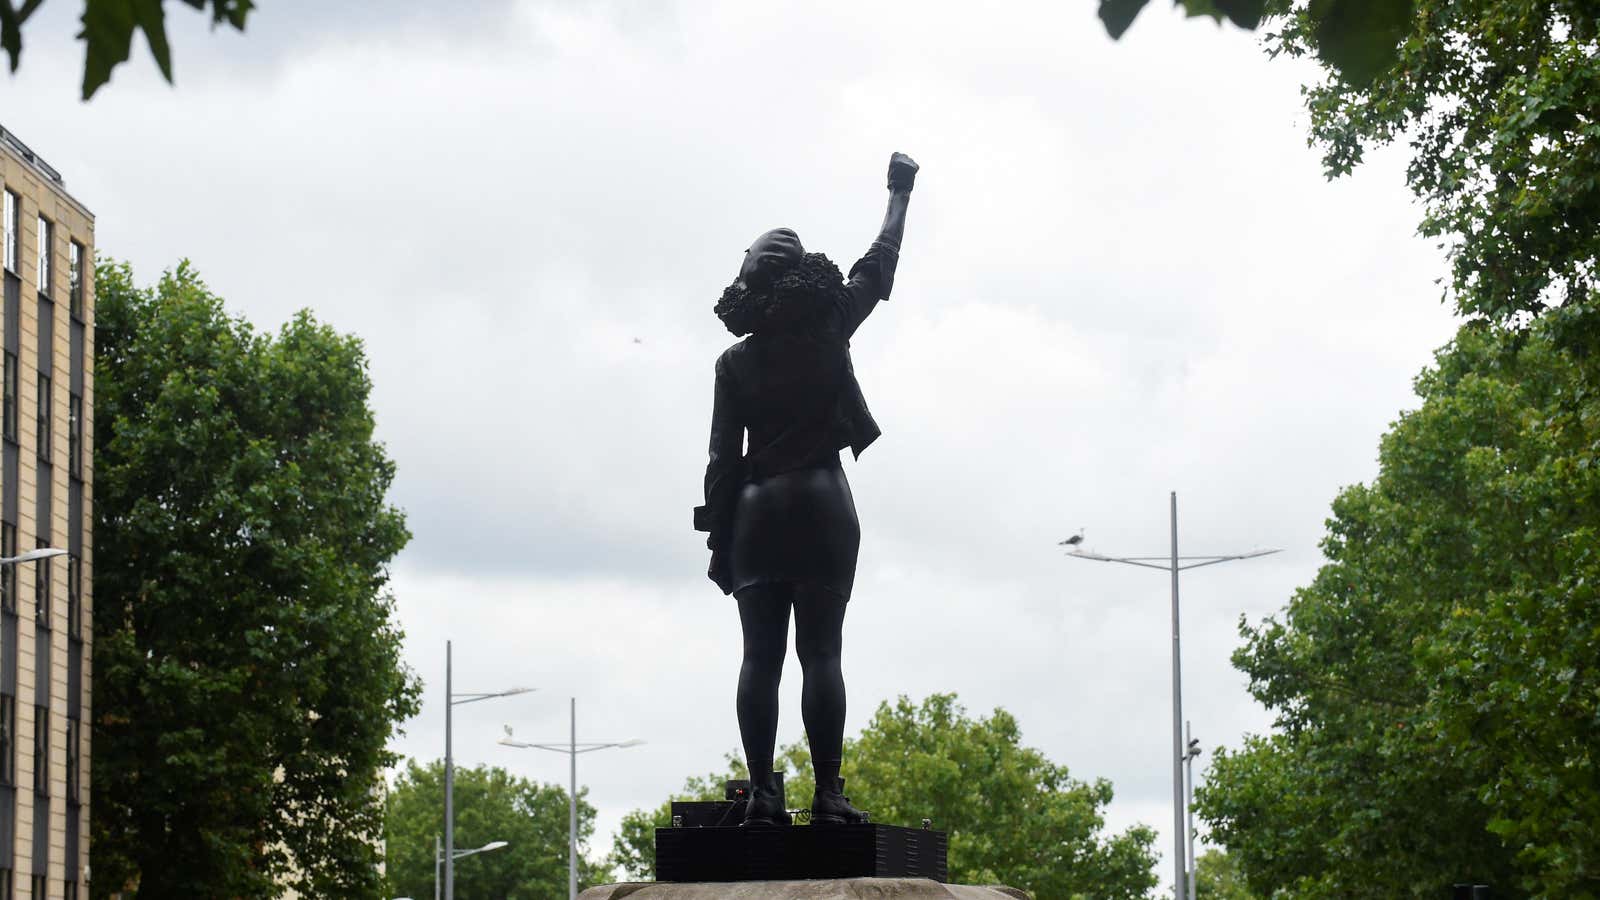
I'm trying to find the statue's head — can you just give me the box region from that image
[714,228,844,337]
[739,228,805,292]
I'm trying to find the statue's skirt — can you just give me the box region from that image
[728,459,861,601]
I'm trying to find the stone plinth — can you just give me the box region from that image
[578,879,1029,899]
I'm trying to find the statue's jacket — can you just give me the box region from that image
[695,241,899,592]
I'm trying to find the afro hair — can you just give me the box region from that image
[714,252,847,337]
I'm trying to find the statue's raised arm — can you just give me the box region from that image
[880,151,918,248]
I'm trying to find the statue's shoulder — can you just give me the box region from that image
[718,337,756,366]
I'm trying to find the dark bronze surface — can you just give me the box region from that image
[693,153,918,832]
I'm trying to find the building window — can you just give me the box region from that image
[0,869,10,900]
[68,241,82,320]
[0,523,14,613]
[65,718,79,803]
[2,189,16,274]
[66,557,79,640]
[31,705,45,797]
[27,876,39,900]
[32,546,48,630]
[0,695,13,785]
[63,879,75,900]
[67,392,80,478]
[2,352,15,444]
[35,373,48,463]
[34,216,49,295]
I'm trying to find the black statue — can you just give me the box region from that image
[695,152,918,827]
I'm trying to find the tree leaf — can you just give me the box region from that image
[1099,0,1152,40]
[133,0,171,83]
[1212,0,1269,30]
[1307,0,1414,84]
[80,0,140,99]
[0,1,21,73]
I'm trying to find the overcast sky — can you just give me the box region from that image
[6,0,1460,887]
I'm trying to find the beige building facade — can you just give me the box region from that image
[0,126,94,900]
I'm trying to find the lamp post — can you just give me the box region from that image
[500,697,644,900]
[443,640,533,900]
[1063,492,1277,900]
[434,836,508,900]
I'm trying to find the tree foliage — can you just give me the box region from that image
[613,694,1158,899]
[92,259,419,898]
[0,0,251,99]
[384,760,599,900]
[1268,0,1600,337]
[1197,317,1600,898]
[1194,849,1258,900]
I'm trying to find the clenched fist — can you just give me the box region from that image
[887,152,919,193]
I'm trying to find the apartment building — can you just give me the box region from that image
[0,125,94,900]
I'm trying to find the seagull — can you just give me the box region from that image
[632,337,644,344]
[1058,529,1084,547]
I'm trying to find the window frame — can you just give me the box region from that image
[0,523,14,614]
[64,717,79,803]
[66,556,79,640]
[1,189,16,275]
[67,392,80,479]
[68,240,83,321]
[34,216,49,296]
[0,695,14,786]
[2,352,16,445]
[32,545,48,631]
[35,372,48,464]
[31,704,46,797]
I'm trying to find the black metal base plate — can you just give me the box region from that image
[655,823,948,883]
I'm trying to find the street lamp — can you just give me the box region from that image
[443,640,533,900]
[1062,491,1277,900]
[500,697,644,900]
[0,548,66,565]
[434,836,508,900]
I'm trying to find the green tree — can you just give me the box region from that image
[613,694,1158,899]
[92,259,419,898]
[0,0,251,99]
[1194,849,1257,900]
[384,760,598,899]
[1198,317,1600,898]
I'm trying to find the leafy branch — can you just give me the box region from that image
[0,0,252,99]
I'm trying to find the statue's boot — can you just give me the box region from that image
[743,772,792,827]
[810,776,869,826]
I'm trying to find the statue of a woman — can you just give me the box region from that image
[695,152,918,826]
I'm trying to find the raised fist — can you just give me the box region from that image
[887,152,919,193]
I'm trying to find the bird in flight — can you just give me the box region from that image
[1058,529,1084,547]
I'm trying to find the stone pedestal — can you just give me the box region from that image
[578,879,1029,899]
